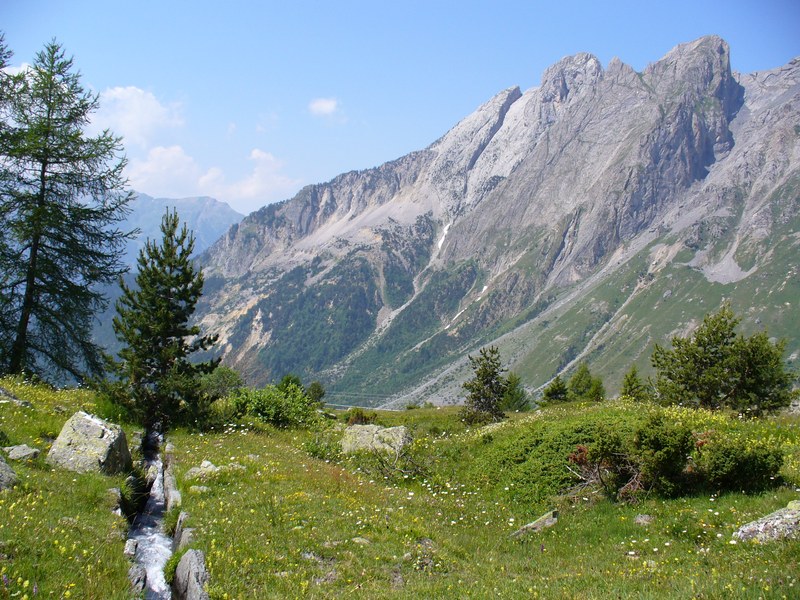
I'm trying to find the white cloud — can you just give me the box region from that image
[91,86,183,148]
[2,62,31,76]
[200,148,302,210]
[308,97,339,116]
[126,145,203,198]
[126,145,301,213]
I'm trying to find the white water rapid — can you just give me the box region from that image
[129,449,173,598]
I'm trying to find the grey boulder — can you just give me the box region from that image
[46,411,132,474]
[341,424,411,455]
[0,456,17,491]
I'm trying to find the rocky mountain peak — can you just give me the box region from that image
[540,52,603,104]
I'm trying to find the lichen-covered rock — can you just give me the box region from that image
[0,455,17,491]
[341,425,411,455]
[3,444,40,461]
[128,563,147,594]
[733,501,800,543]
[46,411,132,474]
[184,460,220,481]
[172,549,210,600]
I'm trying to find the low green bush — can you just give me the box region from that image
[233,383,319,428]
[303,425,343,462]
[633,413,694,497]
[695,434,784,492]
[581,408,785,500]
[345,407,378,425]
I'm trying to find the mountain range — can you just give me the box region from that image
[189,36,799,407]
[122,193,243,266]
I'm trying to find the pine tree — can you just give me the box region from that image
[460,346,507,424]
[110,209,218,430]
[620,364,648,402]
[0,39,133,380]
[500,372,530,412]
[568,363,605,402]
[541,374,568,404]
[651,303,796,413]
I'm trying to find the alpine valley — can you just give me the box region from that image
[193,36,800,407]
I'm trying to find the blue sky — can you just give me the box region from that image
[3,0,799,214]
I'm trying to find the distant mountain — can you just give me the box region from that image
[123,193,244,264]
[196,36,800,405]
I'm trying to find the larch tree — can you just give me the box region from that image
[110,209,218,431]
[0,37,133,380]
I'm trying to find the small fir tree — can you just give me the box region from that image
[460,346,507,424]
[620,364,649,402]
[306,381,326,406]
[499,372,530,412]
[541,374,568,404]
[568,363,605,402]
[109,209,218,431]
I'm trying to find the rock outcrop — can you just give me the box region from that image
[46,411,132,475]
[341,425,411,455]
[0,455,17,491]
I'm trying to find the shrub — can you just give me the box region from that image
[345,407,378,425]
[696,435,784,492]
[632,413,693,497]
[579,407,785,501]
[234,383,319,428]
[303,426,343,461]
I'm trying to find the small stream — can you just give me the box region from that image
[129,435,174,599]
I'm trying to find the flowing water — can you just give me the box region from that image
[129,438,173,599]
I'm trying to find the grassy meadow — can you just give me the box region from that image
[0,377,135,599]
[2,378,799,599]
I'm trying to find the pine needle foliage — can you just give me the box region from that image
[651,303,797,414]
[460,346,507,424]
[109,209,218,430]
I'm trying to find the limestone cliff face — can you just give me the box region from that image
[198,36,800,398]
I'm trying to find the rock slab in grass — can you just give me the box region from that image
[3,444,40,461]
[0,456,17,491]
[46,411,132,475]
[510,510,559,538]
[733,501,800,543]
[172,549,210,600]
[341,424,410,455]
